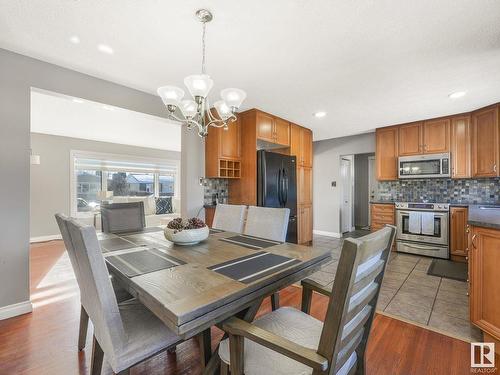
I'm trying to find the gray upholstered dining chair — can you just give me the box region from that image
[59,215,183,375]
[212,203,247,233]
[219,225,396,375]
[101,201,146,234]
[243,206,290,310]
[55,214,131,351]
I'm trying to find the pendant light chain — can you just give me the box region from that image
[201,21,207,74]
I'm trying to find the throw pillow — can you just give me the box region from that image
[156,197,173,214]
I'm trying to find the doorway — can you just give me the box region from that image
[368,156,378,227]
[340,157,353,233]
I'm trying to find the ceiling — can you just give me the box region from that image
[2,1,500,141]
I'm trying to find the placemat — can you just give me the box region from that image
[99,237,137,253]
[208,252,300,284]
[219,235,282,249]
[106,248,185,277]
[209,228,225,234]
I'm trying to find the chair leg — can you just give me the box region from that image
[301,286,313,314]
[220,361,229,375]
[228,333,244,375]
[90,335,104,375]
[198,328,212,370]
[167,345,177,354]
[271,292,280,311]
[78,305,89,351]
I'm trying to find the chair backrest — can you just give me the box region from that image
[243,206,290,242]
[60,215,125,362]
[318,225,396,375]
[212,204,247,233]
[101,202,145,233]
[55,213,81,284]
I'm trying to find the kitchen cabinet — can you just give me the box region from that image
[298,204,313,244]
[472,105,499,178]
[256,111,290,146]
[451,116,471,179]
[205,117,241,178]
[469,226,500,345]
[205,206,215,228]
[398,122,423,156]
[375,127,399,180]
[370,203,395,231]
[290,124,313,167]
[298,167,312,205]
[423,118,450,153]
[274,117,291,146]
[450,207,469,261]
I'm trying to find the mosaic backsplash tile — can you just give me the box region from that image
[376,177,500,204]
[202,178,229,205]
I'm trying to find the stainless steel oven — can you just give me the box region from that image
[398,153,450,179]
[395,202,449,259]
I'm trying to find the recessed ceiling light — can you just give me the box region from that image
[97,43,114,55]
[448,91,466,99]
[313,111,327,118]
[72,98,84,103]
[69,35,80,44]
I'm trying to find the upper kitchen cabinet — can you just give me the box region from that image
[376,126,398,180]
[398,122,422,156]
[451,115,471,179]
[423,118,450,153]
[256,110,290,146]
[290,124,313,168]
[472,105,499,178]
[205,117,241,178]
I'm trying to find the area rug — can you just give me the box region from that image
[427,259,467,281]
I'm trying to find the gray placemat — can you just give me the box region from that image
[219,235,282,249]
[106,249,185,277]
[209,228,225,234]
[99,237,137,253]
[427,259,467,281]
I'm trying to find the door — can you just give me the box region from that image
[298,167,312,205]
[219,117,241,159]
[423,118,450,153]
[340,158,352,233]
[368,156,378,226]
[256,112,275,143]
[450,207,468,258]
[274,118,290,146]
[472,106,499,177]
[375,127,398,180]
[451,116,471,178]
[302,129,313,168]
[399,122,423,156]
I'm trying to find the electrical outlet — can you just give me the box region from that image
[331,181,336,187]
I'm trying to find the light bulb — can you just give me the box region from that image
[157,86,184,107]
[220,88,246,109]
[184,74,214,98]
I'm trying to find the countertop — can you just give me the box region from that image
[467,205,500,230]
[370,201,396,205]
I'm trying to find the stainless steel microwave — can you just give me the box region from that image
[398,153,450,179]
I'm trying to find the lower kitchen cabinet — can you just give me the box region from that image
[450,207,469,262]
[298,204,312,244]
[469,226,500,349]
[205,206,215,228]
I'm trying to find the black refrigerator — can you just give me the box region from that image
[257,150,298,243]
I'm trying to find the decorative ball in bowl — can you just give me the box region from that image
[164,217,209,245]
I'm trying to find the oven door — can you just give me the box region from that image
[396,210,449,246]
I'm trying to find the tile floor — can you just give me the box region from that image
[308,233,482,342]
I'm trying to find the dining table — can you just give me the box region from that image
[97,226,331,373]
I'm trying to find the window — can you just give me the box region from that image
[71,151,179,216]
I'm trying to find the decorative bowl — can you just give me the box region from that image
[164,225,209,245]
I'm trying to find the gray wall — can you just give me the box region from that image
[30,133,181,238]
[313,132,375,236]
[354,153,375,228]
[0,48,202,312]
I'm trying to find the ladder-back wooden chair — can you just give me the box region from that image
[219,225,396,375]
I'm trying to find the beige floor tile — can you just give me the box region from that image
[392,290,435,309]
[384,299,431,325]
[432,299,469,320]
[381,275,407,290]
[428,312,482,342]
[399,281,438,299]
[406,272,441,289]
[393,253,421,265]
[414,262,430,272]
[387,261,415,274]
[417,257,434,265]
[436,288,469,306]
[439,278,468,294]
[376,294,392,311]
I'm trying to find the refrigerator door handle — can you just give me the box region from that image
[277,168,283,206]
[261,152,267,205]
[282,168,288,206]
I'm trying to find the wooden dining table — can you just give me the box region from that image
[97,227,331,373]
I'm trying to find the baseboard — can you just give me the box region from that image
[30,234,62,243]
[0,300,33,320]
[313,229,342,238]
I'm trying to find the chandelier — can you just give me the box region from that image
[157,9,246,137]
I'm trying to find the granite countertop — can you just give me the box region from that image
[468,205,500,230]
[370,201,396,205]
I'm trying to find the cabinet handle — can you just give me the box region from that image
[494,164,497,172]
[465,225,470,233]
[471,234,477,249]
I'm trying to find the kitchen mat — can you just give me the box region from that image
[106,249,185,277]
[219,235,282,249]
[208,252,300,284]
[99,237,137,253]
[427,259,467,281]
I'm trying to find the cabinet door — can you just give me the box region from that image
[470,226,500,340]
[219,117,241,159]
[450,207,468,258]
[274,118,290,146]
[298,167,312,205]
[298,205,312,244]
[451,116,471,179]
[376,127,399,180]
[290,124,303,164]
[423,118,450,153]
[399,122,423,156]
[302,129,313,168]
[256,111,275,143]
[472,106,499,177]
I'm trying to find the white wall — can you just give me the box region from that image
[313,132,375,237]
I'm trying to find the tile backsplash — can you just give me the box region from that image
[376,177,500,204]
[202,178,229,205]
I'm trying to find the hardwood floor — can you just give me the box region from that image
[0,240,485,375]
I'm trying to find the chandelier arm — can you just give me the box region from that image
[167,112,188,123]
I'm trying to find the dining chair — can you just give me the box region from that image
[101,201,146,234]
[243,206,290,310]
[55,214,131,351]
[219,225,396,375]
[212,204,247,233]
[60,215,183,375]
